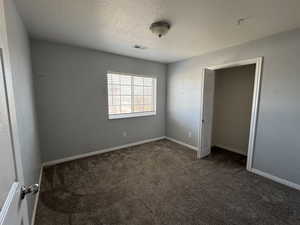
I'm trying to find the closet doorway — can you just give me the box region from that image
[197,58,263,171]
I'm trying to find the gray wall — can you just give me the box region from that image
[4,0,41,221]
[212,65,255,155]
[167,28,300,185]
[31,40,166,162]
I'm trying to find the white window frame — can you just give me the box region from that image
[107,71,157,120]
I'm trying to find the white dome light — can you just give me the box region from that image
[150,21,171,38]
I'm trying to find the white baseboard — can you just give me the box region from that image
[250,168,300,191]
[31,165,44,225]
[213,144,247,156]
[43,136,165,167]
[165,136,198,151]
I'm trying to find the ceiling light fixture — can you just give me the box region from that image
[150,21,171,38]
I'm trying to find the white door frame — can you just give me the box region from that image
[198,57,263,171]
[0,0,30,223]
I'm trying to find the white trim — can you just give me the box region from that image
[213,144,247,156]
[197,69,206,158]
[30,166,43,225]
[153,78,157,114]
[109,111,156,119]
[43,136,199,167]
[247,57,263,171]
[107,71,157,79]
[250,168,300,191]
[198,57,263,171]
[165,136,198,151]
[207,58,260,70]
[43,136,165,167]
[0,183,19,225]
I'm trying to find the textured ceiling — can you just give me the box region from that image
[15,0,300,63]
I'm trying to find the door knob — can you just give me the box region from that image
[21,184,39,199]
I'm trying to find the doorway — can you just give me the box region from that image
[197,57,263,171]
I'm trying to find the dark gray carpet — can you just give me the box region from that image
[35,140,300,225]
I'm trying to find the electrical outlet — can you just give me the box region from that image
[188,131,192,138]
[123,131,127,137]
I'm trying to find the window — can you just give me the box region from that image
[107,72,157,119]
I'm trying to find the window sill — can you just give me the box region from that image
[108,112,156,120]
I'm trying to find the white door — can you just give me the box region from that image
[0,50,30,225]
[198,69,215,158]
